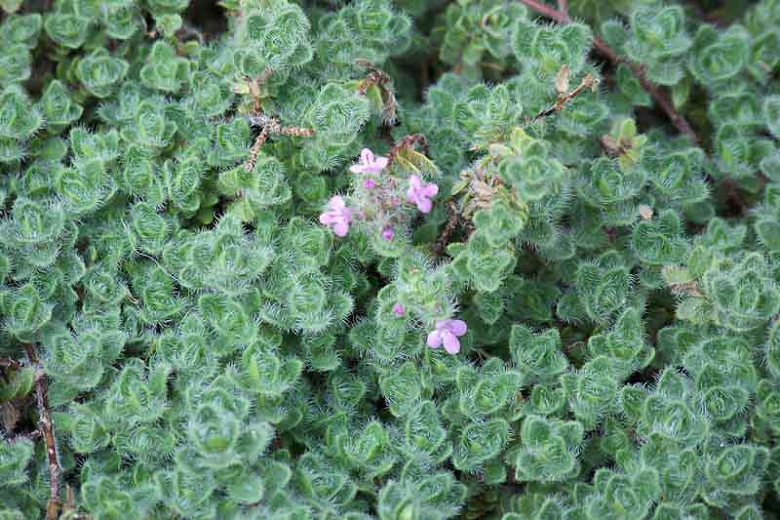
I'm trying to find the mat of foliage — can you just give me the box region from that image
[1,0,780,518]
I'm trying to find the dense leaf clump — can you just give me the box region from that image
[1,0,779,518]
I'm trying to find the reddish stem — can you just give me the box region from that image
[520,0,568,22]
[518,0,700,144]
[557,0,569,19]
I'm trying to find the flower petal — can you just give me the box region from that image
[374,156,389,169]
[422,184,439,197]
[447,319,468,336]
[417,197,433,214]
[333,220,349,237]
[442,332,460,354]
[426,330,442,348]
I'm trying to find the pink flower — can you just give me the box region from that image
[319,196,352,237]
[406,175,438,214]
[381,227,394,241]
[427,319,467,355]
[350,148,389,175]
[363,178,376,189]
[392,303,405,316]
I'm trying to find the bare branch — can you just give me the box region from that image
[244,116,315,172]
[387,134,428,167]
[24,344,61,520]
[0,358,22,370]
[518,0,700,144]
[533,73,600,122]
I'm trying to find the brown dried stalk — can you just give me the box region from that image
[355,59,398,124]
[245,126,271,173]
[668,279,703,298]
[662,266,703,297]
[518,0,699,144]
[599,134,633,158]
[244,115,315,172]
[0,358,22,370]
[242,68,275,114]
[387,134,428,167]
[24,344,61,520]
[356,59,391,94]
[533,71,600,122]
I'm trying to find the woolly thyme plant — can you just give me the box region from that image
[1,0,780,518]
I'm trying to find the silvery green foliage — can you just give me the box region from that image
[0,0,780,519]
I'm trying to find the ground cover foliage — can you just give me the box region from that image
[1,0,780,518]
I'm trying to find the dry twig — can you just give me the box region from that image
[24,344,61,520]
[244,115,315,172]
[533,71,600,122]
[387,134,428,167]
[239,68,314,172]
[518,0,699,144]
[0,358,22,370]
[598,134,633,158]
[355,59,398,124]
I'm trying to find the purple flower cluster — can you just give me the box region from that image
[318,148,439,240]
[321,149,464,356]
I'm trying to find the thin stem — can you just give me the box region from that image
[627,58,698,143]
[557,0,569,19]
[24,344,61,520]
[532,73,599,122]
[245,125,270,172]
[0,358,22,370]
[519,0,568,23]
[387,134,428,167]
[518,0,700,144]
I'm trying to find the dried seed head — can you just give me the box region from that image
[583,73,600,92]
[556,65,571,95]
[638,205,653,220]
